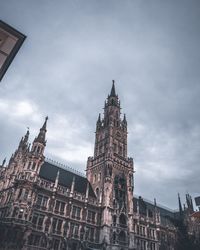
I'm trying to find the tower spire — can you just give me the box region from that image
[34,116,48,145]
[24,128,29,144]
[110,80,116,97]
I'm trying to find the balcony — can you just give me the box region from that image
[0,217,32,227]
[25,245,46,250]
[52,229,62,235]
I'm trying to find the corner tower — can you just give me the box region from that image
[87,81,135,249]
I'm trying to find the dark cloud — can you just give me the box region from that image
[0,0,200,209]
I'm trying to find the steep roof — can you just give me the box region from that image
[39,160,96,198]
[191,211,200,218]
[133,196,176,227]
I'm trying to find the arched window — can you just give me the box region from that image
[98,172,101,181]
[32,162,36,170]
[113,232,116,244]
[119,231,126,245]
[114,175,127,210]
[96,188,99,201]
[27,161,32,169]
[94,174,97,183]
[113,215,117,226]
[119,214,127,227]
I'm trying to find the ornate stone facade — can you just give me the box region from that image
[0,83,191,250]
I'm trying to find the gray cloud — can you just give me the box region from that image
[0,0,200,209]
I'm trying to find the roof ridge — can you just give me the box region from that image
[134,194,177,213]
[45,157,86,178]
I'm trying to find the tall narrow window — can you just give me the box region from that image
[87,210,95,223]
[71,206,81,220]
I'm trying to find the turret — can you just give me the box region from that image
[24,117,48,176]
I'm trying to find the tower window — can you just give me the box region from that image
[96,188,99,200]
[113,232,116,244]
[119,145,122,155]
[113,215,117,225]
[113,143,117,152]
[98,172,101,181]
[32,162,36,170]
[99,145,103,154]
[119,214,127,227]
[119,231,126,245]
[27,161,32,169]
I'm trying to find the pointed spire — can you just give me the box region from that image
[24,128,29,144]
[2,158,6,166]
[123,114,127,125]
[178,193,183,216]
[96,113,102,130]
[110,80,117,97]
[42,116,48,131]
[154,198,157,207]
[186,193,194,212]
[1,158,6,168]
[18,128,30,150]
[34,116,48,145]
[98,113,101,122]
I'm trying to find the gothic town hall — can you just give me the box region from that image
[0,83,196,250]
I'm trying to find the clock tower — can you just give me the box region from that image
[86,81,135,249]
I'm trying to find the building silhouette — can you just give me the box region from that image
[0,82,198,250]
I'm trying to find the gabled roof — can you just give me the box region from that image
[39,160,96,198]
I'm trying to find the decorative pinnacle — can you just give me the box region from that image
[98,113,101,122]
[2,158,6,167]
[24,128,29,142]
[123,114,127,123]
[178,193,183,214]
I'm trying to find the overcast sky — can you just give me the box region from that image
[0,0,200,209]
